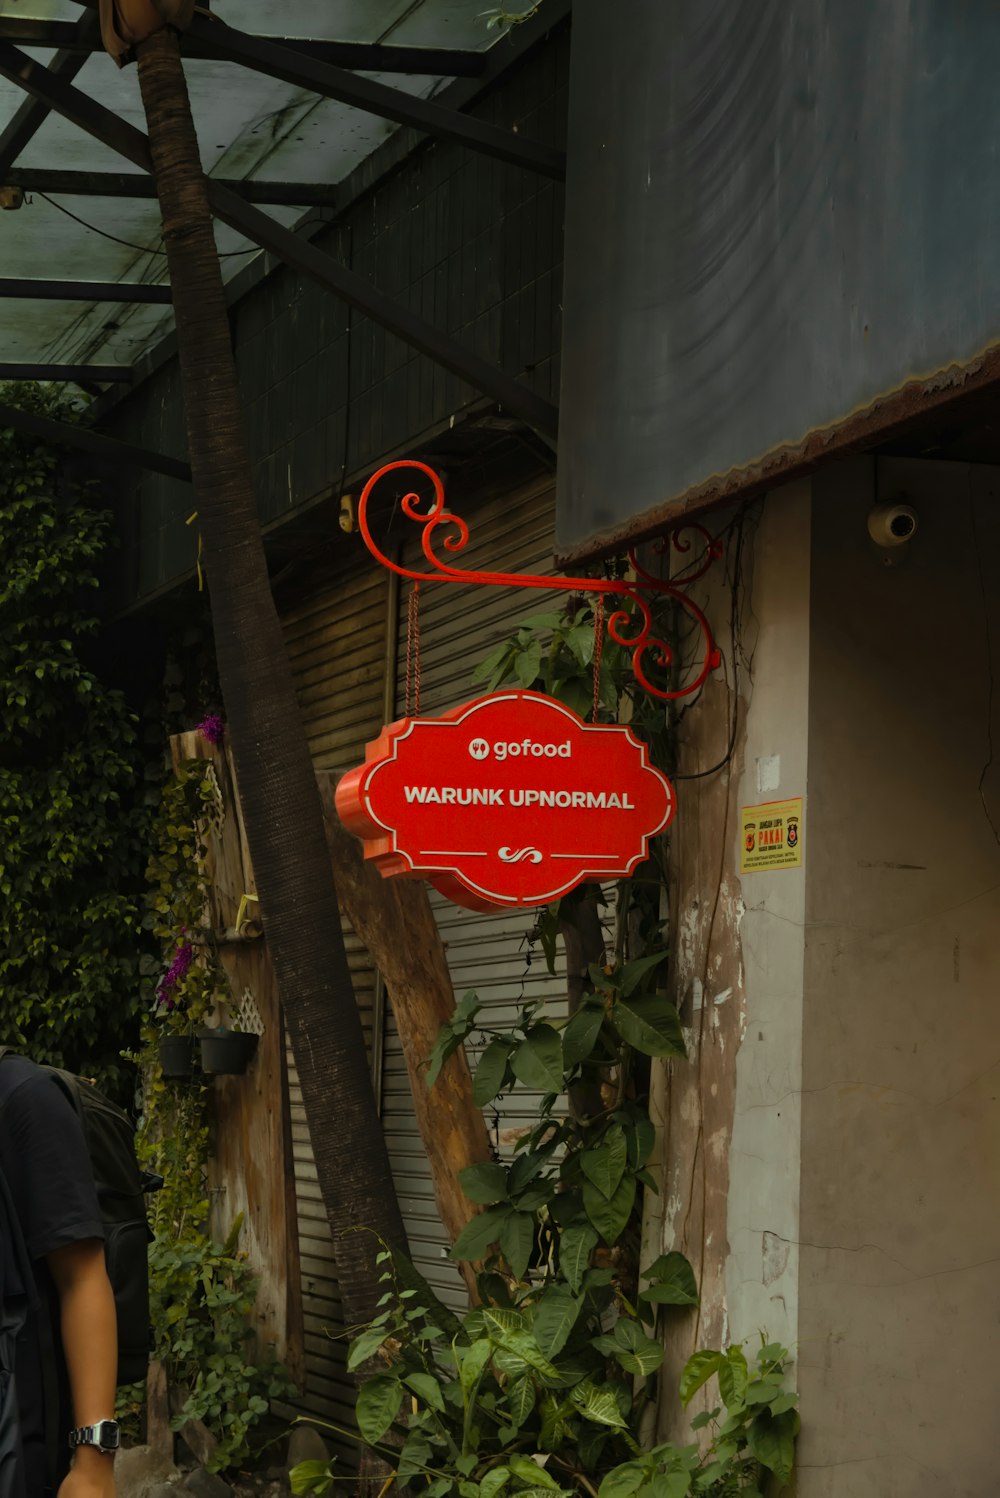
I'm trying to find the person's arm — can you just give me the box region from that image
[47,1239,118,1498]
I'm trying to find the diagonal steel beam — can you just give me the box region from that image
[0,15,486,77]
[0,9,101,174]
[0,399,191,482]
[5,167,341,208]
[181,13,565,181]
[0,42,560,442]
[0,277,171,302]
[0,363,132,382]
[67,0,560,176]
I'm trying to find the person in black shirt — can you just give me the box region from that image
[0,1057,118,1498]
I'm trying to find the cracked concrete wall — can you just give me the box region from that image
[726,483,811,1361]
[653,492,805,1436]
[798,456,1000,1497]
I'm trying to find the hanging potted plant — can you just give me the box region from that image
[197,1024,258,1076]
[152,932,199,1080]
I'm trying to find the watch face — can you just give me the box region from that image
[96,1421,121,1451]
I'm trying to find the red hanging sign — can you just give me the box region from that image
[335,691,675,913]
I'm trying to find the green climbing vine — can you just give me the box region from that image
[0,383,148,1096]
[123,752,291,1471]
[292,595,799,1496]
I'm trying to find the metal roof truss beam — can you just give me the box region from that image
[182,14,565,181]
[0,14,487,77]
[0,398,190,482]
[5,167,341,208]
[0,277,171,303]
[0,42,560,442]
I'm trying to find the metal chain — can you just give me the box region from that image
[405,582,422,716]
[592,595,605,722]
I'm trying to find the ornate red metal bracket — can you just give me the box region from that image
[357,460,723,702]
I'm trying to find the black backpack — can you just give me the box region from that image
[0,1051,160,1386]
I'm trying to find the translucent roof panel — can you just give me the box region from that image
[0,0,534,377]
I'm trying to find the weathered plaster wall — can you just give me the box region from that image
[726,484,811,1355]
[654,491,810,1432]
[798,456,1000,1496]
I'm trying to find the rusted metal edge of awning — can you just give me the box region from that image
[554,337,1000,566]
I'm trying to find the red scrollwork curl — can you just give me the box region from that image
[356,459,722,703]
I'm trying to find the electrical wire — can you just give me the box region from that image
[969,476,1000,846]
[34,191,261,259]
[672,500,758,780]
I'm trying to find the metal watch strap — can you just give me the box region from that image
[68,1420,120,1453]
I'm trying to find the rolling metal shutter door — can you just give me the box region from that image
[280,555,390,1426]
[382,475,568,1313]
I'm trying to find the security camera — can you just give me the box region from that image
[867,499,918,548]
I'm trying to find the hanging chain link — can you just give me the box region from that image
[405,581,422,716]
[592,595,605,722]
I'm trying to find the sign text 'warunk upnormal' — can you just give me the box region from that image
[335,691,675,912]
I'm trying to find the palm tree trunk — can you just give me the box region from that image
[133,26,407,1330]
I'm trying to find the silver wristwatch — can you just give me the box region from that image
[68,1420,121,1454]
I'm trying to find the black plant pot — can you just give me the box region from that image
[157,1035,196,1080]
[198,1029,258,1076]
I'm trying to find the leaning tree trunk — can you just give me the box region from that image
[133,27,407,1328]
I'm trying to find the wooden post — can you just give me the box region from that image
[319,774,493,1295]
[169,732,304,1380]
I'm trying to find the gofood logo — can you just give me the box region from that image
[468,736,571,762]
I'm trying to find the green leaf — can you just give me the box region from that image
[482,1307,527,1338]
[561,1002,605,1067]
[630,1115,656,1170]
[499,1211,535,1281]
[619,950,668,997]
[473,641,515,685]
[532,1284,581,1359]
[679,1351,724,1408]
[747,1409,799,1486]
[718,1346,748,1408]
[511,1024,564,1094]
[612,995,686,1058]
[356,1373,403,1444]
[571,1380,628,1429]
[491,1329,560,1380]
[649,1475,689,1498]
[610,1318,664,1377]
[459,1161,509,1205]
[506,1375,536,1428]
[579,1124,628,1200]
[473,1038,514,1107]
[426,1025,462,1088]
[347,1325,390,1371]
[509,1457,561,1491]
[597,1462,647,1498]
[393,1247,466,1341]
[582,1171,636,1245]
[397,1429,435,1480]
[289,1460,332,1497]
[558,1223,598,1292]
[520,612,564,630]
[768,1391,798,1415]
[480,1468,512,1498]
[458,1339,493,1398]
[450,1207,509,1262]
[756,1341,788,1365]
[566,622,596,667]
[640,1252,699,1307]
[404,1372,445,1411]
[515,639,544,687]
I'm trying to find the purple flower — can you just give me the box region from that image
[155,940,195,1011]
[197,714,225,747]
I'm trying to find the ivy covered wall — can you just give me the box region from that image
[0,385,147,1094]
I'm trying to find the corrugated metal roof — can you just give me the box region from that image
[0,1,538,376]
